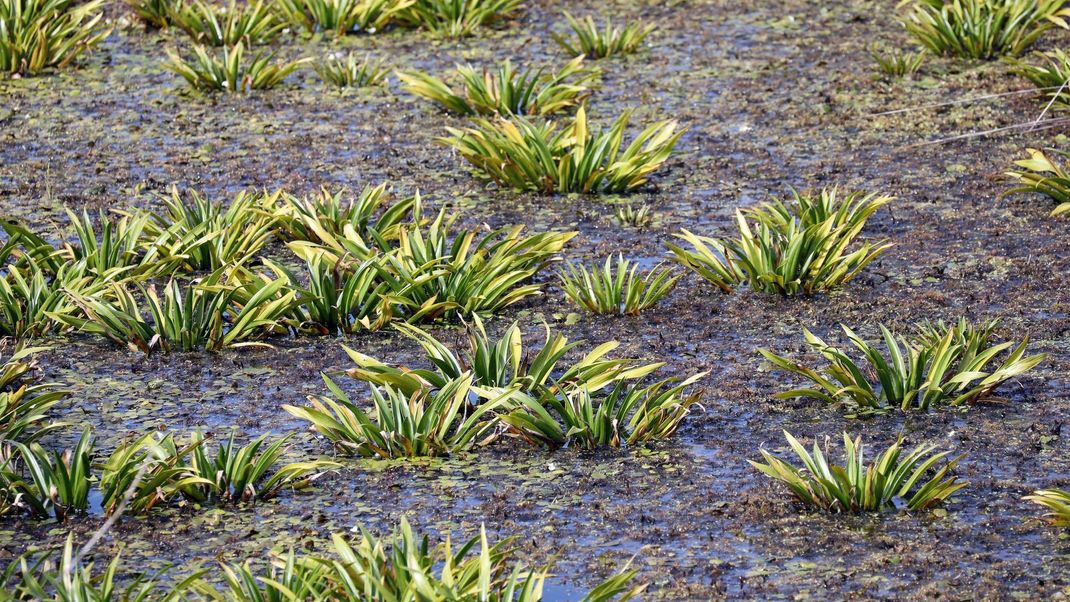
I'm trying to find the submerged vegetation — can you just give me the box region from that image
[751,431,968,512]
[760,319,1046,416]
[442,107,683,193]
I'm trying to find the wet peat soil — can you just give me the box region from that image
[3,0,1070,599]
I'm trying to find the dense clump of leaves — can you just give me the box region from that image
[274,0,411,35]
[558,254,679,316]
[2,427,92,520]
[125,0,178,28]
[0,0,110,76]
[1008,49,1070,111]
[314,52,388,88]
[751,431,968,512]
[1026,488,1070,527]
[760,318,1046,416]
[276,183,418,246]
[870,44,925,79]
[1005,147,1070,216]
[0,346,67,443]
[398,56,595,116]
[669,188,892,295]
[171,0,283,46]
[397,0,523,38]
[165,43,309,92]
[552,11,654,59]
[903,0,1070,59]
[442,107,683,194]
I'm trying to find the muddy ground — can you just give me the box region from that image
[3,0,1070,599]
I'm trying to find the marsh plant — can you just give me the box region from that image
[3,427,93,520]
[614,203,652,228]
[397,56,595,116]
[1026,488,1070,526]
[397,0,524,38]
[760,319,1046,416]
[0,0,110,76]
[166,44,309,92]
[442,107,683,194]
[314,52,388,88]
[276,184,419,245]
[751,431,967,512]
[1006,147,1070,216]
[171,0,284,46]
[1009,50,1070,111]
[125,0,178,28]
[0,346,67,443]
[203,517,644,601]
[553,11,654,59]
[870,44,925,79]
[903,0,1070,59]
[1,534,205,600]
[343,320,662,396]
[274,0,411,35]
[499,373,705,449]
[669,188,892,295]
[285,374,513,457]
[558,255,679,316]
[147,188,281,271]
[273,254,390,334]
[52,270,299,353]
[0,254,98,340]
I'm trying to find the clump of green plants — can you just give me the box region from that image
[1008,49,1070,111]
[51,269,299,353]
[125,0,179,28]
[201,517,644,600]
[1026,488,1070,526]
[903,0,1070,59]
[271,254,390,334]
[285,374,513,457]
[558,255,679,316]
[397,56,595,116]
[314,52,388,88]
[146,187,281,271]
[1,534,205,600]
[1006,147,1070,216]
[0,0,110,76]
[171,0,283,46]
[397,0,523,38]
[614,203,652,228]
[669,188,892,295]
[0,346,67,443]
[442,107,683,194]
[274,0,411,35]
[97,430,209,515]
[276,183,419,246]
[0,254,98,340]
[553,11,654,59]
[343,319,661,396]
[760,319,1046,416]
[751,430,968,512]
[500,373,705,449]
[870,44,925,79]
[3,427,93,520]
[165,43,309,92]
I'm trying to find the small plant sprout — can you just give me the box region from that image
[759,319,1046,416]
[557,255,680,316]
[614,203,652,228]
[1006,147,1070,215]
[751,431,968,513]
[669,188,892,295]
[165,44,310,92]
[171,0,284,46]
[343,319,662,396]
[553,11,654,59]
[870,44,925,79]
[1025,488,1070,526]
[397,56,596,116]
[314,52,389,88]
[397,0,524,38]
[903,0,1070,59]
[442,106,683,194]
[0,0,111,76]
